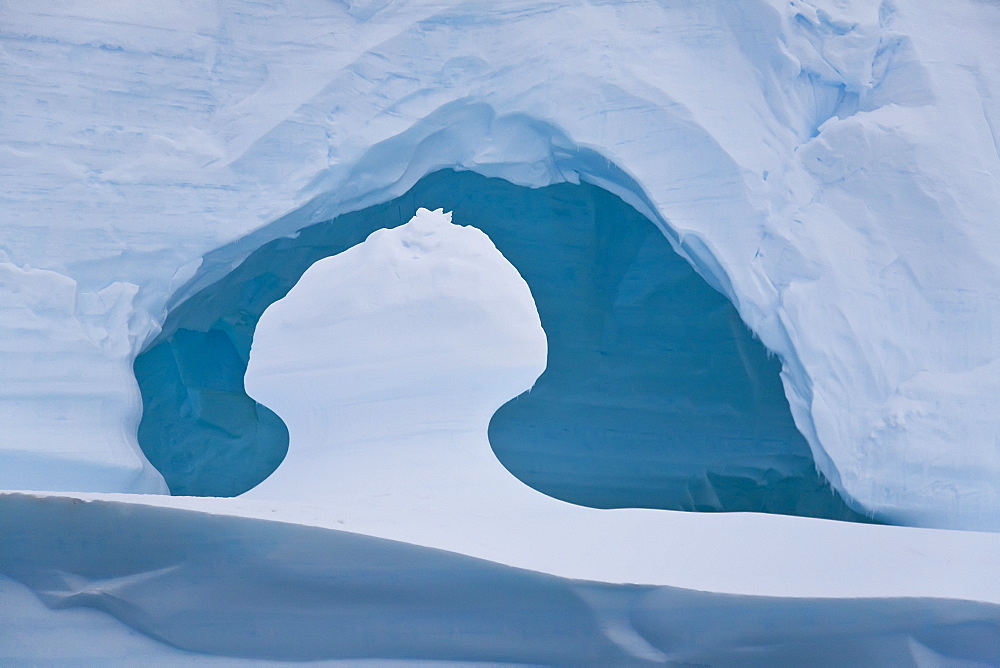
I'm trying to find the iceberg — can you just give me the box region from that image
[2,0,1000,662]
[1,0,998,528]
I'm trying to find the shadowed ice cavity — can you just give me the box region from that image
[135,170,866,521]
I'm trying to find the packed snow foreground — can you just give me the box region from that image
[2,0,1000,663]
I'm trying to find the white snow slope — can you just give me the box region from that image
[0,2,998,522]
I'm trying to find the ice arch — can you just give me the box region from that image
[135,170,865,521]
[242,208,879,581]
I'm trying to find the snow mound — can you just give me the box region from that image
[4,491,999,664]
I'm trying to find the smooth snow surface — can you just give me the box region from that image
[0,575,269,666]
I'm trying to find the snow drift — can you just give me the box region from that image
[4,491,998,665]
[4,0,1000,662]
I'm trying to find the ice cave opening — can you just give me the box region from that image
[134,169,868,521]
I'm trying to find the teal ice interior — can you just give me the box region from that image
[134,170,868,521]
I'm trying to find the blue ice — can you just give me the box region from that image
[135,170,865,520]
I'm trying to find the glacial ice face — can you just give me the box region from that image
[139,171,863,520]
[1,0,998,529]
[0,264,168,495]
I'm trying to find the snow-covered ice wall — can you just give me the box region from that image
[1,0,998,529]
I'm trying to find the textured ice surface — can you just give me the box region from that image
[134,329,288,497]
[1,0,999,522]
[139,171,863,520]
[2,0,998,528]
[4,1,1000,662]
